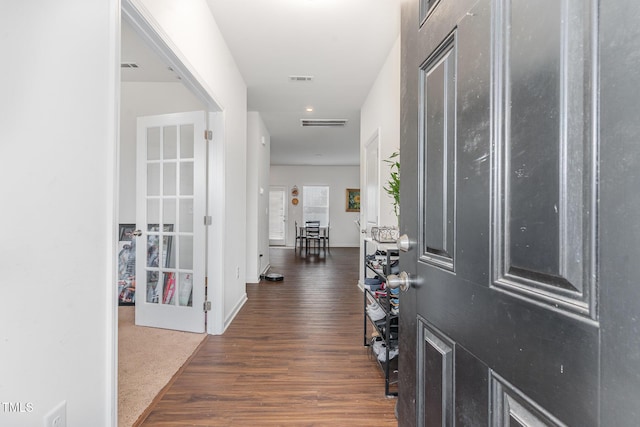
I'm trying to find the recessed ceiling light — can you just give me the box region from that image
[306,107,314,112]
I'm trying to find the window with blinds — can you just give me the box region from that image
[302,185,329,226]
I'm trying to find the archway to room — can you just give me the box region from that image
[116,2,224,424]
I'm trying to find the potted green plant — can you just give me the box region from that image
[383,150,400,220]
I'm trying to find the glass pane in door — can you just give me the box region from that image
[147,127,161,160]
[180,125,194,158]
[269,190,285,240]
[163,126,177,159]
[144,121,196,308]
[146,271,160,304]
[178,272,193,307]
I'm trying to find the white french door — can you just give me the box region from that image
[135,111,206,333]
[269,187,286,246]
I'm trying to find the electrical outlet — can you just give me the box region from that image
[43,401,66,427]
[236,266,240,278]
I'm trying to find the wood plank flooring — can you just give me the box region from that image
[139,247,397,426]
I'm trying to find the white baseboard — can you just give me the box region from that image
[223,293,247,333]
[261,263,271,276]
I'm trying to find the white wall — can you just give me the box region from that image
[119,82,206,222]
[270,166,361,247]
[246,112,271,283]
[0,1,118,426]
[359,36,401,283]
[133,0,248,332]
[361,36,401,228]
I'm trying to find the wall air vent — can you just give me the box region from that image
[289,75,314,82]
[300,119,348,127]
[121,63,139,68]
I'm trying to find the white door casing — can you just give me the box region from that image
[135,111,206,333]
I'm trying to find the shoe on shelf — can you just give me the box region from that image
[367,302,386,322]
[375,345,399,363]
[371,336,385,355]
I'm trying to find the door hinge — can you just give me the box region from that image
[204,130,213,140]
[204,215,212,226]
[203,301,212,312]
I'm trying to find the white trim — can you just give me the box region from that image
[104,0,121,427]
[261,263,271,276]
[207,111,226,335]
[122,0,222,112]
[224,293,248,333]
[108,2,121,425]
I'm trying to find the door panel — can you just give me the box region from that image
[420,34,456,270]
[269,187,286,246]
[490,372,566,426]
[400,0,601,425]
[455,345,489,426]
[135,111,206,333]
[493,0,597,317]
[417,318,454,427]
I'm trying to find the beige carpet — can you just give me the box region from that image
[118,306,206,426]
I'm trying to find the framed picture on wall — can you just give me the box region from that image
[346,188,360,212]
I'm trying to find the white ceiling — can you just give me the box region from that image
[122,0,401,166]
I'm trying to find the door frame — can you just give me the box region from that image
[360,130,381,285]
[122,0,224,330]
[116,0,227,419]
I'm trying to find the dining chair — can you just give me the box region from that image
[294,221,306,253]
[325,221,330,252]
[305,221,322,255]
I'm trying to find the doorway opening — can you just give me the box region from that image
[116,0,225,423]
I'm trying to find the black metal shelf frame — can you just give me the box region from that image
[362,239,400,397]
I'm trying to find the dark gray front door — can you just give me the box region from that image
[398,0,640,425]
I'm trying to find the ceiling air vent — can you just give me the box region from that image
[121,63,139,68]
[289,75,314,82]
[300,119,348,127]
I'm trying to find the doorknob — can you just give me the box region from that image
[396,234,412,252]
[386,271,415,292]
[132,230,143,237]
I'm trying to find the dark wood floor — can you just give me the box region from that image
[139,247,397,426]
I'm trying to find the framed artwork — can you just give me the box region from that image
[118,224,137,306]
[346,188,360,212]
[119,223,137,241]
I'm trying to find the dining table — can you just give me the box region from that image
[297,223,329,254]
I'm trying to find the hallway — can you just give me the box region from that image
[139,247,398,426]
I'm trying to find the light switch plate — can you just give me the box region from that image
[43,401,66,427]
